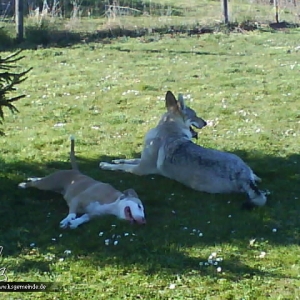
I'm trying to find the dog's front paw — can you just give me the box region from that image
[112,159,125,164]
[60,213,76,229]
[99,162,112,169]
[18,182,27,189]
[27,177,41,182]
[68,219,80,229]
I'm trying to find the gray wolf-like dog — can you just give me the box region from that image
[19,136,146,229]
[100,91,267,208]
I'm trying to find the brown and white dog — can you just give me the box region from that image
[18,136,146,229]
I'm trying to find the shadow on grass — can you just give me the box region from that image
[0,150,299,280]
[1,30,224,57]
[109,46,227,56]
[1,20,299,52]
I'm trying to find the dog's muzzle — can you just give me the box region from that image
[190,127,198,139]
[133,217,146,225]
[190,120,207,139]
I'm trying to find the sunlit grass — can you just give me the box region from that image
[0,28,300,299]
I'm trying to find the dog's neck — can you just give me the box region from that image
[105,201,124,218]
[159,122,192,142]
[158,114,192,140]
[87,199,124,218]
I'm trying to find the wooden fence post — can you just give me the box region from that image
[274,0,279,23]
[222,0,229,24]
[15,0,24,42]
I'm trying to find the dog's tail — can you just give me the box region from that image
[70,135,79,170]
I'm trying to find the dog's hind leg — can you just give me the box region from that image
[18,177,42,189]
[18,176,54,190]
[19,170,77,193]
[18,171,66,193]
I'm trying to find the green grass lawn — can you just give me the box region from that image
[0,27,300,299]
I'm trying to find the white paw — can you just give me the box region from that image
[112,159,124,164]
[99,162,112,169]
[18,182,27,189]
[252,193,267,206]
[263,189,271,196]
[60,213,76,229]
[27,177,41,182]
[68,219,80,229]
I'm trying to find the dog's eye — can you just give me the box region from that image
[138,204,142,209]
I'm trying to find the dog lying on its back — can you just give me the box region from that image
[19,136,146,229]
[100,91,268,208]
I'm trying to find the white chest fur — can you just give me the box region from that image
[86,201,118,217]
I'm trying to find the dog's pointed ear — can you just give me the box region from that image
[178,93,186,110]
[165,91,180,112]
[123,189,139,198]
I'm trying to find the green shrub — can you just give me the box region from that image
[25,19,82,46]
[25,21,51,45]
[0,27,14,49]
[0,50,32,135]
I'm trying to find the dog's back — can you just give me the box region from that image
[159,137,255,194]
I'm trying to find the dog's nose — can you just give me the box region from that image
[136,217,146,225]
